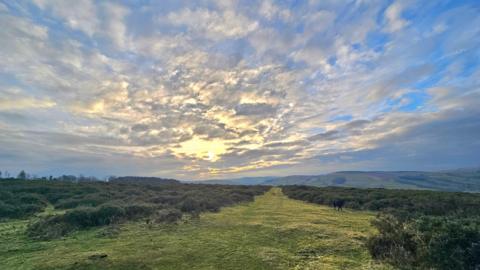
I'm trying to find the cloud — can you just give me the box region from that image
[166,8,258,40]
[0,0,478,179]
[234,103,277,116]
[33,0,130,50]
[384,1,409,32]
[0,88,55,110]
[33,0,99,36]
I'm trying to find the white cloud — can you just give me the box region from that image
[384,1,409,32]
[101,2,130,50]
[33,0,130,50]
[33,0,99,36]
[0,88,56,110]
[167,8,258,40]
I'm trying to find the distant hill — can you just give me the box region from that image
[265,169,480,192]
[193,169,480,192]
[188,177,275,185]
[110,176,180,186]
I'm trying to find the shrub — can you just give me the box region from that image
[93,204,126,225]
[63,207,96,227]
[418,216,480,270]
[26,216,75,240]
[154,208,182,223]
[18,193,46,205]
[124,204,155,219]
[0,201,16,219]
[367,214,480,270]
[366,214,419,269]
[54,195,108,209]
[180,198,201,213]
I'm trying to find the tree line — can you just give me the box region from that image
[0,169,115,182]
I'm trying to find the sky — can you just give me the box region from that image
[0,0,479,180]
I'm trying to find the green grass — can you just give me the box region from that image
[0,188,390,269]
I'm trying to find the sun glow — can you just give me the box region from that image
[173,137,227,162]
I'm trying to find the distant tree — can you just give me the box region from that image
[49,175,53,181]
[59,175,77,182]
[17,170,27,180]
[0,171,2,178]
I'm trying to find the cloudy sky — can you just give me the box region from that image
[0,0,479,180]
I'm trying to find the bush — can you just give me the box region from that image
[54,195,108,209]
[27,204,127,239]
[26,216,75,240]
[367,214,480,270]
[154,209,182,223]
[180,198,201,213]
[418,217,480,270]
[0,201,16,219]
[93,204,126,225]
[366,214,419,269]
[124,204,155,219]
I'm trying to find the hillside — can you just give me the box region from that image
[191,177,276,185]
[265,170,480,192]
[197,169,480,192]
[0,188,389,269]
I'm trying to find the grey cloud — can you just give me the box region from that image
[235,103,277,116]
[264,140,309,148]
[309,130,340,141]
[131,124,149,132]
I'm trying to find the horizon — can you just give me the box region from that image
[1,1,479,180]
[2,166,479,182]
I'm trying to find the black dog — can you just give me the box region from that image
[333,199,345,211]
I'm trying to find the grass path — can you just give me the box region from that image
[0,188,390,270]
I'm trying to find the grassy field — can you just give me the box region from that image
[0,188,390,270]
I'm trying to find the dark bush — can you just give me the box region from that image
[417,216,480,270]
[93,204,126,225]
[366,214,419,269]
[180,198,201,212]
[124,204,155,219]
[54,194,108,209]
[0,201,16,219]
[154,209,182,223]
[367,215,480,270]
[18,193,46,205]
[63,207,96,227]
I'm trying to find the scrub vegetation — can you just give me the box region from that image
[282,185,480,270]
[0,187,389,270]
[0,179,269,240]
[2,178,479,269]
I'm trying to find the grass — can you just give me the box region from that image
[0,188,390,269]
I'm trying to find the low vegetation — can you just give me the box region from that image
[3,177,480,269]
[282,185,480,269]
[0,179,269,240]
[0,188,388,269]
